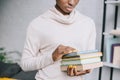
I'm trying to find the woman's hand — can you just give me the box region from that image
[67,65,91,76]
[52,45,77,61]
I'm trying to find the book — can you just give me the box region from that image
[62,56,99,61]
[111,43,120,66]
[105,37,120,62]
[61,62,103,71]
[62,51,102,59]
[61,57,101,65]
[62,57,83,61]
[63,50,98,58]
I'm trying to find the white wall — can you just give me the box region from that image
[0,0,103,52]
[0,0,119,80]
[0,0,55,52]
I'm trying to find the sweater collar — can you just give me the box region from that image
[46,7,79,25]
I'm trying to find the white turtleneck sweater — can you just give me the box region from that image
[20,7,96,80]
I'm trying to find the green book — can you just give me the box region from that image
[61,62,103,71]
[61,57,101,65]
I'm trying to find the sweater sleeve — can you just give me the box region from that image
[87,20,96,50]
[20,23,59,71]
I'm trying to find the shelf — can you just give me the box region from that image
[105,1,120,6]
[103,62,120,69]
[103,32,120,36]
[103,29,120,36]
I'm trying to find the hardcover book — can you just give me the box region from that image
[62,51,102,59]
[63,50,98,57]
[61,57,101,65]
[111,43,120,66]
[61,62,103,71]
[105,37,120,62]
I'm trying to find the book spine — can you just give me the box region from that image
[82,62,103,70]
[80,52,102,59]
[61,62,103,71]
[63,50,99,58]
[61,57,101,65]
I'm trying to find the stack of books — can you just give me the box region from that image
[61,50,103,71]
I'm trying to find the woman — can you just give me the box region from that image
[20,0,96,80]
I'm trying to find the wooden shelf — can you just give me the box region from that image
[103,62,120,69]
[105,1,120,6]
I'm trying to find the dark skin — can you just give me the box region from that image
[55,0,79,15]
[52,0,91,77]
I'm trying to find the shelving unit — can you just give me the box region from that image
[105,1,120,6]
[103,31,120,65]
[103,0,120,68]
[99,0,120,80]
